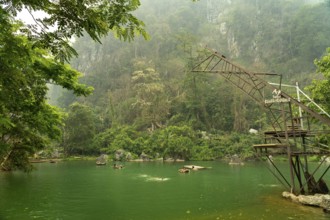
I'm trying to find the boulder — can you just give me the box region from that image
[320,194,330,212]
[96,154,108,165]
[282,191,330,212]
[139,152,151,161]
[115,149,126,161]
[298,194,323,206]
[229,154,244,165]
[126,152,132,161]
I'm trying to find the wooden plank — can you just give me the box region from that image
[264,130,309,137]
[253,144,288,148]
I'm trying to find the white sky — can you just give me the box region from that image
[16,9,48,25]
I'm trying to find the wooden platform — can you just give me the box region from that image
[264,130,310,137]
[253,144,330,156]
[253,143,288,155]
[253,143,288,149]
[291,151,330,156]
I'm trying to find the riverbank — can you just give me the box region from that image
[29,156,97,163]
[282,191,330,213]
[29,156,187,163]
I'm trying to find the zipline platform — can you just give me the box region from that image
[253,143,288,148]
[264,130,310,137]
[192,48,330,195]
[253,143,288,155]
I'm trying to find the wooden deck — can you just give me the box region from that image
[253,143,288,155]
[253,143,288,148]
[264,130,310,137]
[253,143,330,156]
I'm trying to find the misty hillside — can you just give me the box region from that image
[47,0,330,157]
[70,0,330,77]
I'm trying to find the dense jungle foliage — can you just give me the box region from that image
[51,0,330,161]
[1,0,330,171]
[0,0,147,171]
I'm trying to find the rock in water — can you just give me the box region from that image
[96,154,108,165]
[282,191,330,212]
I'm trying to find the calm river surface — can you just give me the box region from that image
[0,160,329,220]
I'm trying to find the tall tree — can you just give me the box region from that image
[131,60,170,131]
[63,103,100,155]
[308,48,330,113]
[0,0,147,171]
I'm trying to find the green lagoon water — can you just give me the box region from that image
[0,160,329,220]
